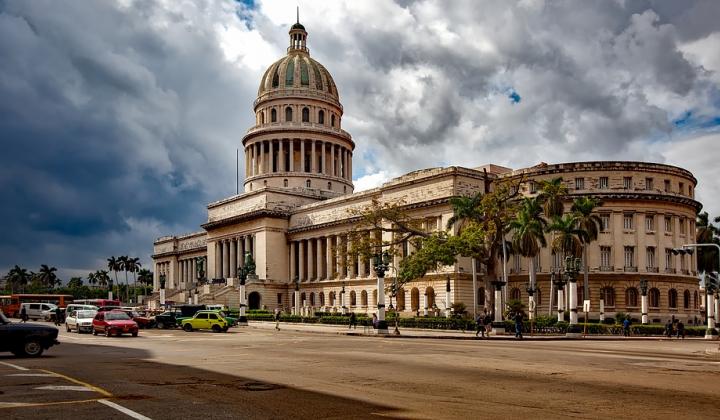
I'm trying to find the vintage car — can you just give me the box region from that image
[65,309,97,333]
[181,310,229,333]
[92,310,139,337]
[154,310,181,329]
[0,311,59,357]
[119,309,155,329]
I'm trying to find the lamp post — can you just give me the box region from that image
[373,251,391,335]
[526,282,536,336]
[340,282,347,315]
[159,274,166,307]
[551,270,566,323]
[639,279,649,325]
[195,257,205,305]
[445,276,452,318]
[675,244,719,340]
[564,256,582,337]
[490,278,506,335]
[294,276,300,316]
[237,265,248,326]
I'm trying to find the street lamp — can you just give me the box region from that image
[551,270,567,323]
[294,276,300,316]
[639,278,649,325]
[236,265,248,325]
[675,244,719,340]
[526,282,537,336]
[490,277,507,335]
[373,250,391,334]
[564,256,582,337]
[159,273,167,307]
[445,276,452,318]
[340,281,347,315]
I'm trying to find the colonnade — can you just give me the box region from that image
[177,258,198,288]
[289,232,376,282]
[245,139,352,181]
[156,262,171,289]
[214,235,255,279]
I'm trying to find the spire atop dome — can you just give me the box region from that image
[288,9,308,53]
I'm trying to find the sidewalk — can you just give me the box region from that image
[248,321,704,341]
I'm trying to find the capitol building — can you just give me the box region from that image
[152,21,702,323]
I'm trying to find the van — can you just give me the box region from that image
[205,304,228,312]
[65,304,99,315]
[20,303,58,321]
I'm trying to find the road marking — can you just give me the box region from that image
[34,385,95,392]
[0,361,28,371]
[39,369,112,397]
[0,399,102,409]
[7,373,56,377]
[98,399,153,420]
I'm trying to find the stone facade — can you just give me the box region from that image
[151,22,703,322]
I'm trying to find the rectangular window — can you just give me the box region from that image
[645,177,653,190]
[646,247,656,268]
[680,254,687,270]
[600,214,610,232]
[575,177,584,190]
[645,215,655,232]
[664,179,671,192]
[600,247,612,268]
[624,246,635,268]
[277,293,282,304]
[599,177,609,189]
[689,185,693,197]
[665,249,673,269]
[623,176,632,190]
[530,181,537,194]
[623,214,634,230]
[679,217,686,235]
[665,216,672,233]
[551,252,562,270]
[679,182,684,195]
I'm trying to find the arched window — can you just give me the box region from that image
[319,292,325,306]
[285,106,293,122]
[683,290,690,309]
[271,108,277,122]
[361,290,368,307]
[344,186,347,193]
[411,287,420,311]
[649,288,660,308]
[260,112,264,124]
[263,180,267,187]
[329,291,335,306]
[327,182,331,190]
[511,287,521,301]
[306,180,311,188]
[331,114,336,127]
[601,287,615,307]
[300,292,306,305]
[318,110,325,125]
[425,287,435,308]
[668,289,678,309]
[626,288,639,307]
[350,290,356,306]
[283,179,288,187]
[477,287,485,306]
[302,107,310,122]
[309,292,315,306]
[396,288,405,311]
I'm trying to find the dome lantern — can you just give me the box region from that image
[288,7,308,53]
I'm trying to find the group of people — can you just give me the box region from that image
[474,310,494,338]
[665,316,685,339]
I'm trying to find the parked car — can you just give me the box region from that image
[154,310,181,329]
[119,309,155,329]
[181,310,229,333]
[65,309,97,333]
[92,310,139,337]
[19,302,58,321]
[65,304,99,314]
[0,311,59,357]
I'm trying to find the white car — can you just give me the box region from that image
[65,309,97,333]
[19,303,58,321]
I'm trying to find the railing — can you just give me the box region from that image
[623,266,638,272]
[599,266,614,272]
[646,267,659,273]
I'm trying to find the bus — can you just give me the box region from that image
[73,298,121,307]
[0,294,74,318]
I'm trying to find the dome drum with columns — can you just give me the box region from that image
[243,21,353,195]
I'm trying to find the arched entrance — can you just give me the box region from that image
[248,291,261,310]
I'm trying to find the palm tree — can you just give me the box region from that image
[118,256,130,303]
[538,177,568,219]
[107,257,120,298]
[6,265,30,293]
[137,268,153,296]
[571,196,603,305]
[126,257,141,303]
[37,265,58,290]
[447,192,484,316]
[96,270,110,290]
[87,272,97,288]
[509,197,547,318]
[697,212,719,273]
[547,214,586,258]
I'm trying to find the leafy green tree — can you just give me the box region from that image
[67,277,83,289]
[509,196,547,316]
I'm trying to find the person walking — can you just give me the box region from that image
[484,311,493,337]
[664,320,673,338]
[622,317,631,337]
[274,308,281,331]
[475,312,486,338]
[54,306,63,326]
[676,320,685,339]
[349,312,357,330]
[372,313,378,329]
[514,311,524,339]
[20,305,27,323]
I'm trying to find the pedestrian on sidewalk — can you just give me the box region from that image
[676,320,685,339]
[20,305,27,323]
[484,311,493,337]
[274,308,281,331]
[514,311,524,339]
[54,306,63,326]
[475,312,486,338]
[372,313,378,329]
[349,312,357,330]
[622,317,631,337]
[664,320,673,338]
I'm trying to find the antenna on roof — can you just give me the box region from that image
[297,6,299,23]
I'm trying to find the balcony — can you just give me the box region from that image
[664,268,676,274]
[623,266,638,272]
[599,266,614,272]
[646,267,659,273]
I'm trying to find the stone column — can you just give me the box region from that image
[330,144,335,176]
[376,273,388,334]
[715,295,720,325]
[245,146,250,178]
[316,238,323,281]
[422,292,428,316]
[290,241,296,282]
[358,251,367,278]
[289,140,295,171]
[641,292,648,324]
[706,293,717,339]
[569,280,578,325]
[348,151,352,181]
[557,287,565,323]
[599,299,605,322]
[311,141,316,173]
[244,236,251,261]
[223,240,230,278]
[215,241,222,280]
[320,141,325,174]
[238,281,248,325]
[336,234,343,278]
[298,240,305,281]
[294,289,301,316]
[230,239,237,278]
[190,258,196,286]
[278,140,284,172]
[307,238,315,281]
[326,236,334,280]
[270,140,275,173]
[300,140,305,172]
[346,235,354,279]
[257,142,264,175]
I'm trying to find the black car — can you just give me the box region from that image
[0,311,59,357]
[154,310,181,329]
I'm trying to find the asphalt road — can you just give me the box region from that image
[2,322,720,419]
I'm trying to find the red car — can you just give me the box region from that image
[92,310,139,337]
